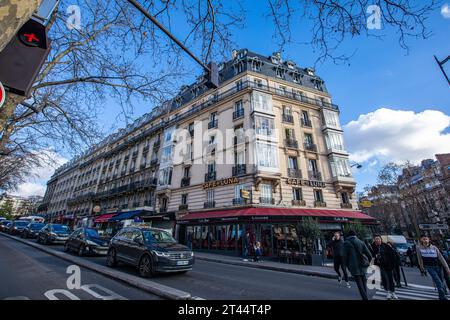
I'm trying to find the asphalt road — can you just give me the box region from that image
[0,236,161,300]
[1,234,442,300]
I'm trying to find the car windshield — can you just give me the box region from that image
[394,243,408,250]
[15,221,28,226]
[85,228,99,238]
[1,221,11,225]
[30,223,45,229]
[52,224,70,232]
[143,230,176,243]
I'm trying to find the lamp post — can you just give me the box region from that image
[350,162,362,169]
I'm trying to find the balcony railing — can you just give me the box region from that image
[341,203,353,209]
[314,201,327,208]
[233,198,247,205]
[179,204,189,211]
[144,200,153,207]
[150,159,158,166]
[181,177,191,187]
[205,171,216,182]
[301,118,312,127]
[292,199,306,206]
[285,138,299,149]
[233,109,244,120]
[282,114,294,123]
[259,197,275,205]
[208,119,218,129]
[232,164,246,176]
[288,168,302,179]
[308,171,322,181]
[304,143,317,152]
[204,201,216,209]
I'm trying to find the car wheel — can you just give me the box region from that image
[106,248,117,267]
[139,254,153,278]
[63,242,70,252]
[78,245,85,256]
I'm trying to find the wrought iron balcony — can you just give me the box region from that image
[150,158,158,166]
[285,138,299,149]
[314,201,327,208]
[259,197,275,205]
[282,114,294,123]
[341,203,353,209]
[301,118,312,127]
[208,119,218,129]
[308,171,322,181]
[179,204,189,211]
[205,171,216,182]
[204,201,216,209]
[233,198,247,205]
[287,168,302,178]
[232,164,246,176]
[304,143,317,152]
[233,109,244,120]
[181,177,191,187]
[292,199,306,206]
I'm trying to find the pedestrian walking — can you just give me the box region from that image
[416,234,450,301]
[406,247,415,267]
[242,230,250,261]
[370,235,399,300]
[343,230,373,300]
[253,241,262,262]
[328,232,351,288]
[390,244,403,288]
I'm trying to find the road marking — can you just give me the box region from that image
[373,286,441,300]
[191,296,206,300]
[80,284,128,300]
[3,296,30,300]
[44,289,81,300]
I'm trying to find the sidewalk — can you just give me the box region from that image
[194,252,436,288]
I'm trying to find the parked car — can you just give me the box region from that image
[21,222,46,239]
[106,226,194,277]
[37,224,71,244]
[9,220,29,235]
[0,220,11,232]
[64,227,110,256]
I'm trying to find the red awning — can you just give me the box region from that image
[179,207,375,221]
[93,213,118,223]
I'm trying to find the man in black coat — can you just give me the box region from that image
[328,232,351,288]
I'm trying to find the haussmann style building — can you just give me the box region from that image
[39,49,377,261]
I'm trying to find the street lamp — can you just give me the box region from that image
[350,162,362,169]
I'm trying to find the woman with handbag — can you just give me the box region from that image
[370,235,399,300]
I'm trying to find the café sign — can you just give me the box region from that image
[203,177,240,189]
[286,178,326,188]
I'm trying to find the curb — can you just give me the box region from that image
[195,255,340,280]
[0,233,192,300]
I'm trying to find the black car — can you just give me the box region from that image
[0,220,11,232]
[64,228,110,256]
[37,223,71,244]
[9,220,29,235]
[21,222,46,239]
[106,226,194,277]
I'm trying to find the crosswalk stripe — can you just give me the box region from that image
[394,289,439,298]
[373,286,442,300]
[373,292,434,300]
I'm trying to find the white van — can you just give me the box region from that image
[381,235,409,254]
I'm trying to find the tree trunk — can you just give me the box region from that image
[0,0,43,52]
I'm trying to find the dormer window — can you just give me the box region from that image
[293,73,301,84]
[287,61,296,69]
[306,68,315,76]
[251,57,262,72]
[276,68,286,79]
[234,61,244,75]
[271,52,282,64]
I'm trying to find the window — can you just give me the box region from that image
[341,192,349,204]
[323,109,341,129]
[188,122,194,135]
[235,100,244,112]
[181,194,188,205]
[293,73,301,84]
[261,183,273,200]
[276,68,285,79]
[235,80,243,91]
[183,167,190,178]
[255,116,275,136]
[256,142,278,168]
[288,156,298,169]
[254,78,263,88]
[325,131,345,151]
[304,133,314,145]
[308,159,319,173]
[235,184,245,199]
[234,125,244,144]
[314,189,324,202]
[161,146,173,163]
[251,59,261,71]
[210,112,217,122]
[301,111,310,123]
[252,91,272,113]
[206,189,215,203]
[292,188,303,201]
[207,162,216,174]
[158,167,172,186]
[283,105,292,116]
[235,150,245,165]
[234,61,244,74]
[285,128,295,140]
[330,156,352,178]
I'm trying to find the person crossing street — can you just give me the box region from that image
[328,232,351,288]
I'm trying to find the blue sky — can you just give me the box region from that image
[13,2,450,197]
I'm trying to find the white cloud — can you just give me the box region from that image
[344,108,450,165]
[10,150,68,198]
[442,3,450,19]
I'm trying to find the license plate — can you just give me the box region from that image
[176,260,189,266]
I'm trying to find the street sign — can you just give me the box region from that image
[0,81,5,108]
[0,19,51,97]
[359,200,373,208]
[240,189,250,200]
[419,223,449,230]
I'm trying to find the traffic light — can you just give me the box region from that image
[0,19,52,97]
[205,62,219,89]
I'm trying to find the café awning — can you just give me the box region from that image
[93,213,118,223]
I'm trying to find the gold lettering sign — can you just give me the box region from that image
[203,177,240,189]
[286,179,325,188]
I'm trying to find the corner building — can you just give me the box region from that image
[41,49,376,258]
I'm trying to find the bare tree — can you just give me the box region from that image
[265,0,439,64]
